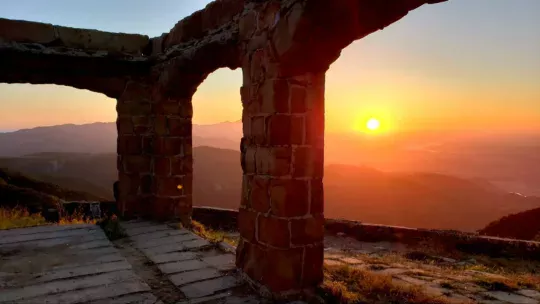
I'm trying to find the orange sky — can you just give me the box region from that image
[0,0,539,134]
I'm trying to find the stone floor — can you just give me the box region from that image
[2,223,537,304]
[0,223,161,303]
[323,235,540,304]
[0,221,264,304]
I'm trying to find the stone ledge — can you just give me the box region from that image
[0,18,150,56]
[192,206,540,260]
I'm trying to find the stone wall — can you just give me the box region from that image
[193,206,540,261]
[0,0,448,299]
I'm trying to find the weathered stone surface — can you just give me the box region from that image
[157,259,208,274]
[17,280,151,304]
[483,291,539,304]
[202,254,236,271]
[169,268,223,286]
[148,251,198,264]
[180,276,239,298]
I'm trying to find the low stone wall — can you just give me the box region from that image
[192,206,540,260]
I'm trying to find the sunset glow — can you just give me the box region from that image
[366,118,381,131]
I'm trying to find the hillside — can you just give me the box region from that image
[0,122,239,157]
[479,207,540,241]
[0,168,102,213]
[2,147,539,232]
[2,122,539,197]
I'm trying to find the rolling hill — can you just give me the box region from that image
[0,167,101,214]
[479,207,540,241]
[2,147,539,232]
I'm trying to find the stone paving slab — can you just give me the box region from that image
[17,280,151,304]
[148,251,198,264]
[158,259,208,274]
[170,268,224,286]
[179,276,240,298]
[88,292,161,304]
[121,220,246,301]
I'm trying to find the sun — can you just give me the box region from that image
[366,118,381,131]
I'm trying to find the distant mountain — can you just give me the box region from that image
[0,122,240,157]
[479,207,540,241]
[2,147,539,232]
[0,167,101,214]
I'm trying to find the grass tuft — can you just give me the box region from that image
[190,220,238,246]
[98,214,126,241]
[0,206,47,229]
[319,264,461,304]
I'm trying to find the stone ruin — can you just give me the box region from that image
[0,0,447,299]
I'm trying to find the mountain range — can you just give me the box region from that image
[1,121,539,232]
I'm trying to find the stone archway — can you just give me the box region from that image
[0,0,447,298]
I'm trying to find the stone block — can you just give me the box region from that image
[122,81,152,102]
[153,137,184,156]
[123,155,151,174]
[169,268,222,286]
[56,26,149,55]
[179,276,239,299]
[266,115,292,145]
[255,147,291,176]
[118,172,141,196]
[258,215,290,248]
[239,10,257,40]
[153,157,171,176]
[153,176,188,197]
[0,18,55,43]
[157,259,207,274]
[250,176,270,213]
[292,146,324,178]
[116,117,134,135]
[269,179,309,217]
[243,147,257,174]
[250,116,266,144]
[310,178,324,214]
[290,86,307,113]
[290,215,324,246]
[302,244,324,287]
[169,118,192,136]
[171,156,193,175]
[154,116,168,135]
[290,116,304,145]
[238,208,258,243]
[202,254,236,271]
[261,79,289,114]
[260,247,303,292]
[117,135,142,155]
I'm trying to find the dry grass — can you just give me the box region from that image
[189,220,239,246]
[0,207,47,229]
[0,206,96,230]
[320,264,460,304]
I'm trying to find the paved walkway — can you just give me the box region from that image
[0,222,263,304]
[0,224,160,303]
[120,220,259,304]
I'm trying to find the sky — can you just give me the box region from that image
[0,0,539,134]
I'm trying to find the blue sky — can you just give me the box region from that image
[0,0,539,132]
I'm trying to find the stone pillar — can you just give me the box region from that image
[236,43,326,297]
[116,79,193,226]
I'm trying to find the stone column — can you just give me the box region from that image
[116,79,193,226]
[236,42,326,297]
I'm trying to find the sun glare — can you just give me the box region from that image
[366,118,381,131]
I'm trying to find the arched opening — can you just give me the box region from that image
[324,0,540,233]
[0,83,118,200]
[191,68,243,211]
